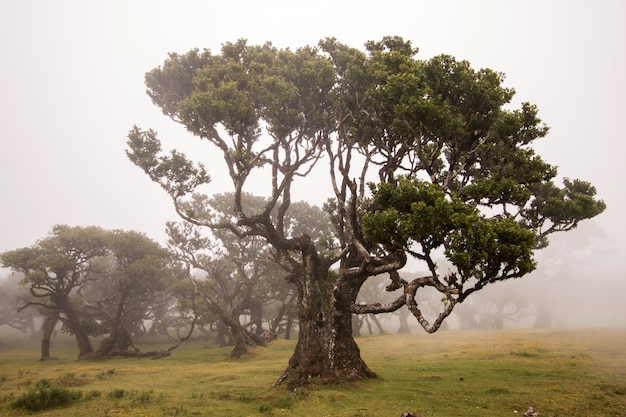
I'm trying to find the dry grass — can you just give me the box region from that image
[0,328,625,416]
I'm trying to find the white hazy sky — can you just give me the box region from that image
[1,1,625,323]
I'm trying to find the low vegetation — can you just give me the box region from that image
[0,328,624,416]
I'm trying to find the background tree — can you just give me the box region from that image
[1,226,178,360]
[82,230,175,358]
[0,273,62,360]
[142,274,195,340]
[353,274,394,336]
[168,218,267,357]
[1,225,108,359]
[0,274,38,336]
[127,37,605,389]
[454,286,532,329]
[165,193,330,356]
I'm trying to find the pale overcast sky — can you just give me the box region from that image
[1,1,625,324]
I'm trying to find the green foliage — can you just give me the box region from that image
[129,389,153,404]
[364,179,475,251]
[10,379,82,412]
[96,369,116,380]
[83,390,102,400]
[127,127,211,199]
[527,178,606,236]
[364,178,536,284]
[445,216,536,282]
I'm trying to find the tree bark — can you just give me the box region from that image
[275,259,375,390]
[214,321,229,347]
[56,297,94,360]
[352,315,362,337]
[92,296,137,360]
[93,326,135,359]
[223,312,265,358]
[40,310,59,361]
[270,292,296,339]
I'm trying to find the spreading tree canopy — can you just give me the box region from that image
[126,37,605,389]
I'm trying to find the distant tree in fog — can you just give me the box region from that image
[0,274,38,337]
[83,230,177,359]
[0,225,175,360]
[1,225,109,359]
[166,193,332,357]
[455,285,532,329]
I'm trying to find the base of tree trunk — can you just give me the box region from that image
[277,360,378,391]
[275,337,377,390]
[230,342,248,358]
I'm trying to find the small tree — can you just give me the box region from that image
[127,37,605,389]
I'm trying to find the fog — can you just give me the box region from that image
[1,1,625,334]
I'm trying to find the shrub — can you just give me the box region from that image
[10,379,82,411]
[129,389,153,404]
[108,388,126,399]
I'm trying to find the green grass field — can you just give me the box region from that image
[1,328,625,416]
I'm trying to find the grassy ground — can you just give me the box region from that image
[0,328,625,416]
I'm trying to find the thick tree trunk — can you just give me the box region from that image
[40,311,59,361]
[56,298,94,360]
[93,297,138,360]
[214,321,229,347]
[352,315,362,337]
[276,261,375,390]
[94,326,135,359]
[224,313,265,358]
